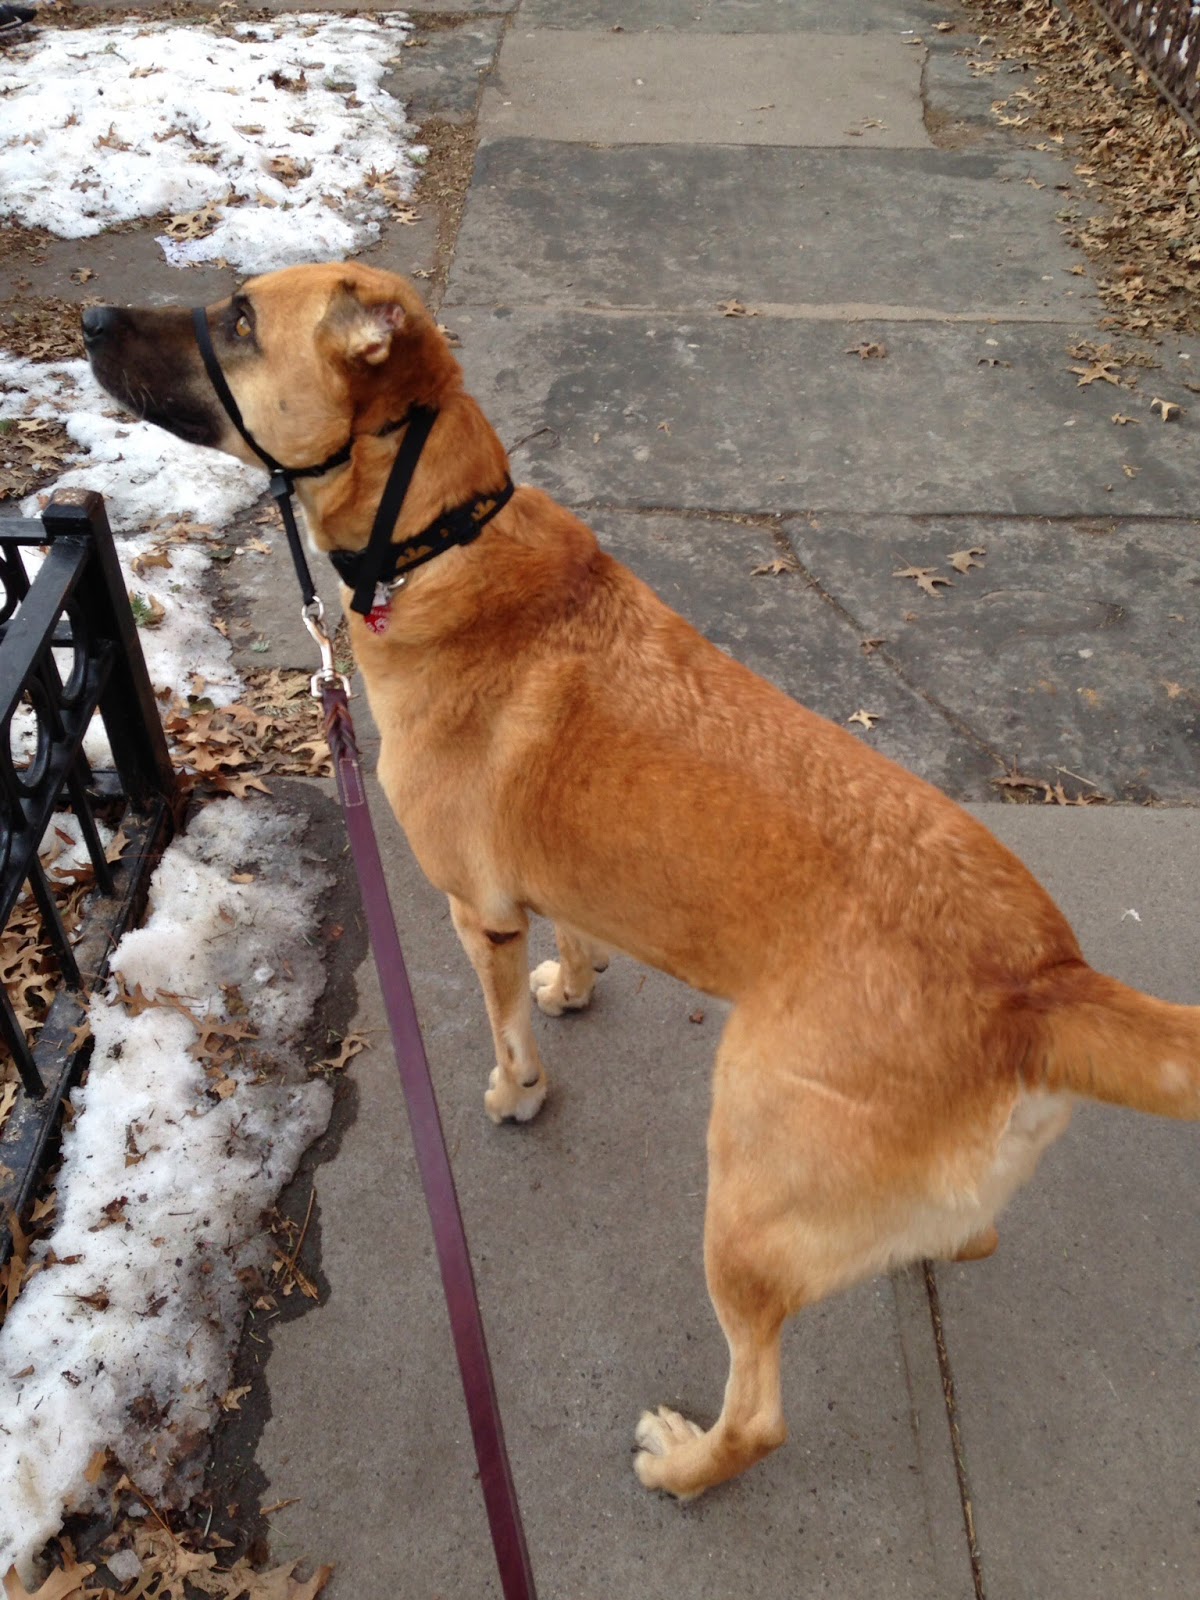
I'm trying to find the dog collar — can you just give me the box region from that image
[328,477,515,617]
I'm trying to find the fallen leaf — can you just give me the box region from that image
[131,548,172,578]
[314,1033,369,1074]
[893,565,952,597]
[2,1560,95,1600]
[845,341,888,359]
[947,547,986,573]
[164,203,223,241]
[751,554,799,576]
[220,1383,252,1412]
[717,298,759,317]
[1150,396,1182,421]
[128,591,166,629]
[847,709,881,729]
[1070,360,1122,387]
[1110,412,1138,425]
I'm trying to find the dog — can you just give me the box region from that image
[83,261,1200,1501]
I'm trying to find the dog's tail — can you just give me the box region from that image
[1026,962,1200,1119]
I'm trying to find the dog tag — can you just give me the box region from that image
[364,582,392,635]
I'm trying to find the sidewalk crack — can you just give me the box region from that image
[775,527,1010,773]
[924,1261,986,1600]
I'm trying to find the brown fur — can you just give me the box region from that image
[85,263,1200,1501]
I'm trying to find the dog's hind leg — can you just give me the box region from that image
[530,922,609,1017]
[634,1013,797,1498]
[634,1204,790,1499]
[449,896,548,1124]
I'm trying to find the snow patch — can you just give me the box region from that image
[0,15,423,274]
[1,352,254,706]
[0,799,335,1580]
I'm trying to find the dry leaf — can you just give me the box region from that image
[131,548,172,578]
[1069,360,1122,387]
[947,547,986,573]
[845,341,888,359]
[314,1033,369,1074]
[1110,412,1138,425]
[267,155,312,188]
[717,299,759,317]
[893,565,952,597]
[751,555,799,577]
[128,591,166,629]
[847,709,881,729]
[1150,397,1182,421]
[163,203,223,241]
[2,1561,95,1600]
[219,1383,252,1412]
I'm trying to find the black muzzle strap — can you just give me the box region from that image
[192,306,284,475]
[192,305,356,609]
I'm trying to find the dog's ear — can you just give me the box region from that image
[342,302,407,367]
[322,286,408,367]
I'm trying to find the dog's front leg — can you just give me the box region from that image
[530,923,610,1017]
[448,896,548,1124]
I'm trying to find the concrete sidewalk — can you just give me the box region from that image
[231,2,1200,1596]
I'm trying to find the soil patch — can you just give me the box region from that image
[414,116,478,302]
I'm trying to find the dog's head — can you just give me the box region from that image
[83,262,456,472]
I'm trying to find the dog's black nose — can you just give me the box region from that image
[81,305,120,344]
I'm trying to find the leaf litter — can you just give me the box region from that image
[961,0,1200,334]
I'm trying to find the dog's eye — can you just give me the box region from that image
[234,313,252,339]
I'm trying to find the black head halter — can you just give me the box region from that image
[190,305,513,617]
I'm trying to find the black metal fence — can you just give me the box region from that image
[1,490,179,1266]
[1087,0,1200,127]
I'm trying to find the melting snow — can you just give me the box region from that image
[0,800,335,1578]
[0,9,414,1576]
[0,14,423,274]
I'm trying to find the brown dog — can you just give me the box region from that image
[84,262,1200,1501]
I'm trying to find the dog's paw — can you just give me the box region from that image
[529,959,593,1017]
[633,1406,705,1498]
[484,1064,547,1125]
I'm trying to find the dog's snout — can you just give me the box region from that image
[81,305,121,344]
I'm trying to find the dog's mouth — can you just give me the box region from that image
[82,303,228,450]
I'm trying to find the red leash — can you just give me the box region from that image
[319,676,538,1600]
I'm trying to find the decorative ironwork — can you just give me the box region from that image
[1087,0,1200,129]
[1,490,179,1266]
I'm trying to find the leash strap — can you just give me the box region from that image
[190,311,535,1587]
[349,404,438,615]
[269,474,319,609]
[320,683,538,1600]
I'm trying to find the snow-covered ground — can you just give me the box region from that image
[0,10,423,1580]
[0,14,423,273]
[0,803,335,1578]
[2,351,260,708]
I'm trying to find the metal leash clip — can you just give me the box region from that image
[301,596,351,699]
